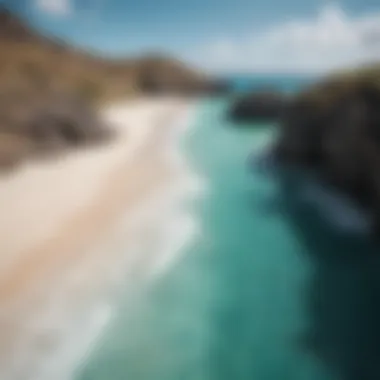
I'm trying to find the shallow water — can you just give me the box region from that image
[77,99,380,380]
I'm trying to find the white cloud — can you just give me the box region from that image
[209,39,236,61]
[35,0,72,16]
[192,3,380,73]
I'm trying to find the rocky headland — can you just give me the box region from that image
[270,65,380,235]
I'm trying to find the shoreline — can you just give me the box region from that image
[0,97,199,380]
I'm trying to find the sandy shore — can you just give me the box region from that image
[0,97,198,380]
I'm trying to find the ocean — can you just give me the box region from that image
[77,78,380,380]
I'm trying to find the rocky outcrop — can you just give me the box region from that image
[0,90,112,171]
[270,66,380,235]
[228,90,289,123]
[26,93,112,148]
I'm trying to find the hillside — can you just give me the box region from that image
[0,7,208,170]
[0,9,202,102]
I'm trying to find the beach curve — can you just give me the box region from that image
[0,96,199,380]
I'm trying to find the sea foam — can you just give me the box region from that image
[1,100,205,380]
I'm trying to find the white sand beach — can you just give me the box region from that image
[0,97,199,380]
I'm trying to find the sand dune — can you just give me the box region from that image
[0,97,196,380]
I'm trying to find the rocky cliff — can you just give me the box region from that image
[273,65,380,235]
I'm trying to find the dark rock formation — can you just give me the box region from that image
[228,90,289,123]
[0,90,113,171]
[270,69,380,235]
[25,93,112,150]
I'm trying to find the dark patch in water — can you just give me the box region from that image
[278,171,380,380]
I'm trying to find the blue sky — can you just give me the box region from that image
[5,0,380,73]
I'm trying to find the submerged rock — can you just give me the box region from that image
[228,90,289,123]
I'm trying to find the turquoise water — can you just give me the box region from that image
[78,99,380,380]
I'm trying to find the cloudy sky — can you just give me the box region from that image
[6,0,380,73]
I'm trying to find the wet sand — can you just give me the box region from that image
[0,97,196,380]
